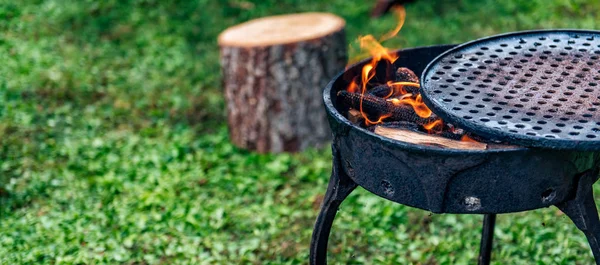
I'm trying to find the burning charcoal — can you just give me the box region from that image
[395,67,419,83]
[337,91,438,125]
[369,83,418,97]
[368,84,394,98]
[367,121,420,132]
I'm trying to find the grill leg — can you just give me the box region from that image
[478,214,496,265]
[310,144,357,265]
[557,168,600,265]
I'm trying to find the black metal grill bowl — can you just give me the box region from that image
[312,35,600,265]
[323,44,599,214]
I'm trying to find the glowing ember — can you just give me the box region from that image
[461,135,479,143]
[423,119,444,133]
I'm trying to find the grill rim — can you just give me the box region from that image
[420,29,600,151]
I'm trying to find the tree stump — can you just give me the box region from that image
[218,13,347,153]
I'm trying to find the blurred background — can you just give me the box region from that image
[1,0,599,264]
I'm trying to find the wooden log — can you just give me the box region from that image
[218,13,347,153]
[347,109,364,125]
[374,126,488,150]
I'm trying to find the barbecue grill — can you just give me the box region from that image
[310,30,600,265]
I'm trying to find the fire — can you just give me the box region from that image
[346,6,407,125]
[346,6,482,143]
[423,119,444,133]
[380,6,406,42]
[461,135,479,143]
[388,94,432,118]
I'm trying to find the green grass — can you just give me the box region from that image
[1,0,600,264]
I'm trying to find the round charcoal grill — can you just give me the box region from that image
[421,30,600,150]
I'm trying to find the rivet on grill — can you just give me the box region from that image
[464,196,481,211]
[541,188,557,203]
[381,180,394,196]
[519,38,526,44]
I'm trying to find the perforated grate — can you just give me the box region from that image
[421,30,600,150]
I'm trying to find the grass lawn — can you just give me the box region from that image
[1,0,600,264]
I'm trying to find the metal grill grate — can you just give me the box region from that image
[421,30,600,150]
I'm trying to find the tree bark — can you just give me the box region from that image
[219,13,347,153]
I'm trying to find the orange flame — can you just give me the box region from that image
[461,135,479,143]
[423,119,444,134]
[388,94,432,118]
[380,6,406,42]
[346,7,407,125]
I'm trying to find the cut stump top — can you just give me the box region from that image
[218,12,345,47]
